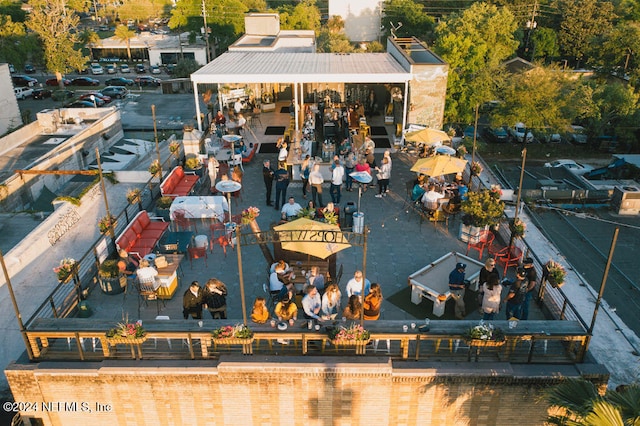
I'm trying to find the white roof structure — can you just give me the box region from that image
[191,52,411,84]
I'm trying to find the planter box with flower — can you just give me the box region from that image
[464,322,505,347]
[168,140,181,159]
[328,323,371,354]
[212,324,254,354]
[543,260,566,288]
[509,217,526,239]
[106,320,147,345]
[148,160,161,178]
[241,206,260,234]
[184,156,204,177]
[126,188,141,204]
[53,258,77,284]
[459,189,505,243]
[98,259,127,295]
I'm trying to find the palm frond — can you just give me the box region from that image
[545,379,601,418]
[584,401,625,426]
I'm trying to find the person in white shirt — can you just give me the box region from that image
[281,196,302,220]
[329,159,344,204]
[421,185,445,210]
[269,268,285,294]
[236,113,246,134]
[136,259,159,289]
[301,285,323,320]
[308,163,324,207]
[345,270,371,298]
[278,140,288,162]
[234,99,243,115]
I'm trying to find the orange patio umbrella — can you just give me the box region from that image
[273,218,351,259]
[410,155,468,177]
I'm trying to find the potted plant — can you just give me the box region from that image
[148,160,161,177]
[296,207,316,220]
[155,195,173,221]
[98,259,127,295]
[543,260,566,288]
[509,217,526,238]
[53,258,76,283]
[106,320,146,344]
[184,155,203,177]
[98,214,116,234]
[211,324,254,354]
[241,206,261,233]
[126,188,141,204]
[470,161,483,175]
[459,189,505,242]
[168,140,181,158]
[322,210,338,225]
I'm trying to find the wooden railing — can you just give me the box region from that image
[25,319,588,364]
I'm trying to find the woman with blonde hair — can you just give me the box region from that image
[363,283,383,320]
[321,283,341,319]
[250,297,270,324]
[342,295,362,320]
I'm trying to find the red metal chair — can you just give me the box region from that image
[466,230,495,260]
[209,220,226,251]
[213,234,235,256]
[187,246,208,268]
[173,209,197,233]
[494,246,523,275]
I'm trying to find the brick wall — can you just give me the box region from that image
[6,357,608,426]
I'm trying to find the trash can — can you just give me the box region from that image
[343,202,356,228]
[353,212,365,233]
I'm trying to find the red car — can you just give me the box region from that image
[79,92,112,104]
[45,78,71,87]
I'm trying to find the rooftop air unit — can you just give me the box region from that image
[611,185,640,215]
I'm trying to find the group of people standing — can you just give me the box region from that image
[449,257,538,321]
[182,279,228,320]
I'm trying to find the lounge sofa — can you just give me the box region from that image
[115,210,170,259]
[160,166,199,199]
[242,143,258,164]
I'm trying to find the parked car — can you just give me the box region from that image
[165,64,176,74]
[79,92,111,104]
[568,125,588,144]
[32,88,52,99]
[134,76,161,87]
[45,78,71,87]
[543,159,594,175]
[101,86,129,99]
[12,75,39,87]
[51,89,75,101]
[8,63,15,73]
[24,64,36,74]
[77,94,105,106]
[135,64,146,73]
[150,65,161,74]
[14,87,34,100]
[483,126,509,143]
[120,64,130,73]
[105,77,134,87]
[70,77,100,86]
[105,64,116,74]
[65,100,97,108]
[463,126,476,140]
[509,122,534,143]
[90,63,104,75]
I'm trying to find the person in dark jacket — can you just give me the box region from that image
[262,159,275,206]
[274,161,290,210]
[203,278,227,319]
[183,281,204,319]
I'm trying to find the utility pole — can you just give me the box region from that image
[524,0,538,60]
[201,0,211,63]
[152,105,162,181]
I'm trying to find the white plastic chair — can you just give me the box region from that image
[229,153,244,171]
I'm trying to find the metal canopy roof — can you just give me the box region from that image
[191,52,411,84]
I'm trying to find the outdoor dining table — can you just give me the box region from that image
[169,196,229,221]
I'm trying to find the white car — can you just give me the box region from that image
[14,87,34,100]
[544,159,594,175]
[120,64,130,73]
[510,122,534,143]
[90,63,104,75]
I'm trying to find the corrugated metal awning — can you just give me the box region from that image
[191,52,411,84]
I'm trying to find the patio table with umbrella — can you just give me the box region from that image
[410,155,468,177]
[404,128,451,145]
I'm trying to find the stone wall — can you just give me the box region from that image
[6,356,608,426]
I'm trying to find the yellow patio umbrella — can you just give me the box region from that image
[410,155,468,177]
[274,218,351,259]
[404,128,451,145]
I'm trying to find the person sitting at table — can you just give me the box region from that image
[182,281,204,320]
[345,270,371,299]
[363,283,383,320]
[203,278,227,319]
[281,196,302,220]
[301,285,323,321]
[231,165,243,198]
[411,175,427,202]
[250,297,270,324]
[305,266,325,295]
[234,139,247,156]
[270,259,292,274]
[275,290,298,322]
[117,250,138,278]
[342,295,362,320]
[136,258,158,288]
[457,181,469,201]
[269,263,289,296]
[321,283,341,319]
[421,184,445,211]
[214,110,226,127]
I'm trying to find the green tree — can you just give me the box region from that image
[545,379,640,426]
[316,15,353,53]
[78,28,101,61]
[581,81,639,141]
[173,57,200,77]
[531,27,559,62]
[0,15,28,66]
[557,0,615,68]
[114,24,136,62]
[491,65,579,135]
[277,0,320,30]
[26,0,87,84]
[118,0,157,25]
[0,0,26,23]
[382,0,434,42]
[590,22,640,86]
[434,2,518,123]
